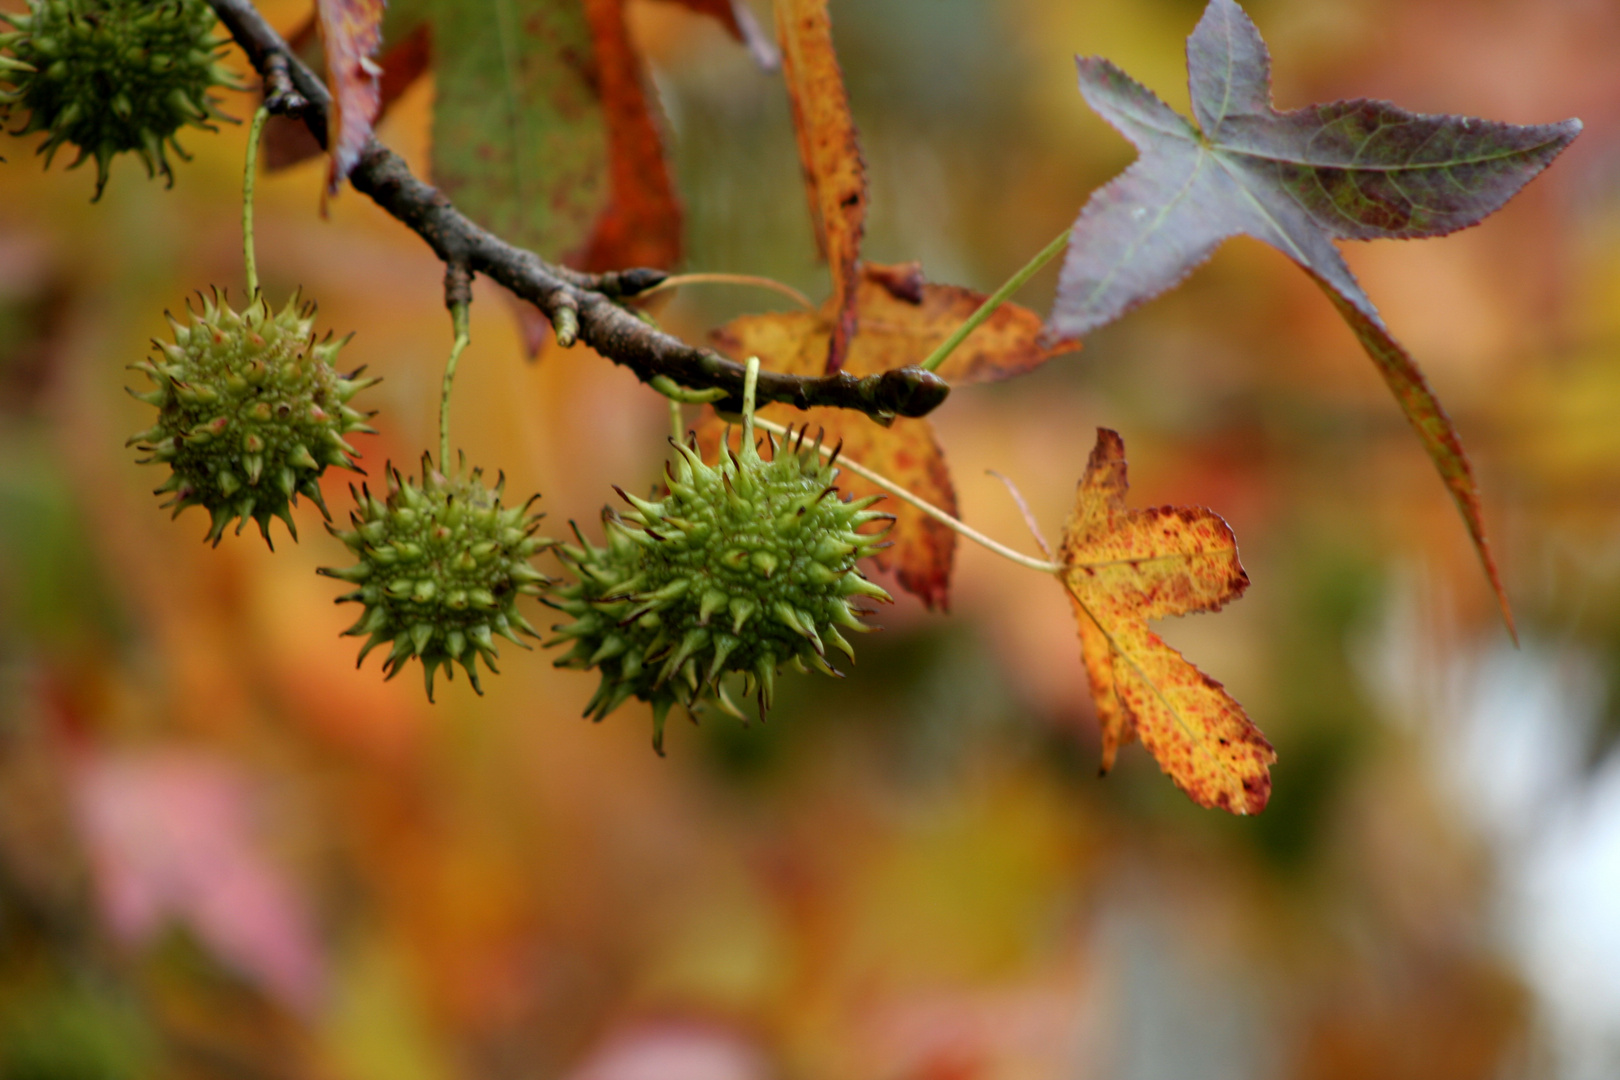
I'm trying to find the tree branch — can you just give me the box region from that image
[204,0,950,420]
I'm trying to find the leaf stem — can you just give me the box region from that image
[440,301,470,470]
[637,272,815,311]
[242,105,270,302]
[751,414,1063,575]
[741,356,760,454]
[987,469,1052,557]
[920,227,1070,373]
[649,375,728,405]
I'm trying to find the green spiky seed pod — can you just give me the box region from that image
[321,454,554,701]
[547,428,893,753]
[0,0,239,198]
[128,289,378,546]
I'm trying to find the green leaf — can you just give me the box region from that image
[429,0,608,261]
[1050,0,1582,636]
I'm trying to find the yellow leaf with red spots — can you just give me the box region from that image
[1060,429,1274,814]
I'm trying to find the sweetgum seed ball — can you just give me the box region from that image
[547,429,892,753]
[128,290,378,546]
[321,455,553,701]
[0,0,239,198]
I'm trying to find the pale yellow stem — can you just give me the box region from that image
[751,415,1063,576]
[638,273,815,311]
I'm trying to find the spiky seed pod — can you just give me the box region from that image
[546,428,894,753]
[0,0,240,198]
[321,454,554,701]
[128,288,378,546]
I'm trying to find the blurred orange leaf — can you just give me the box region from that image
[316,0,386,195]
[660,0,778,68]
[572,0,683,274]
[708,263,1076,608]
[1059,429,1274,814]
[773,0,867,373]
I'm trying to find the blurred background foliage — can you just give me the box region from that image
[2,0,1619,1076]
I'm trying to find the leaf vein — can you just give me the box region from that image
[1078,149,1212,314]
[1069,590,1247,787]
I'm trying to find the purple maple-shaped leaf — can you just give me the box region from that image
[1050,0,1581,637]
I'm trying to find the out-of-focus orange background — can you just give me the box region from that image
[3,0,1619,1076]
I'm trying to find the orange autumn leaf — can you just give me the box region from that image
[315,0,386,195]
[707,263,1077,608]
[773,0,867,374]
[721,261,1080,387]
[573,0,683,274]
[1060,429,1275,815]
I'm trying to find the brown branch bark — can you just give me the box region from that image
[205,0,949,420]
